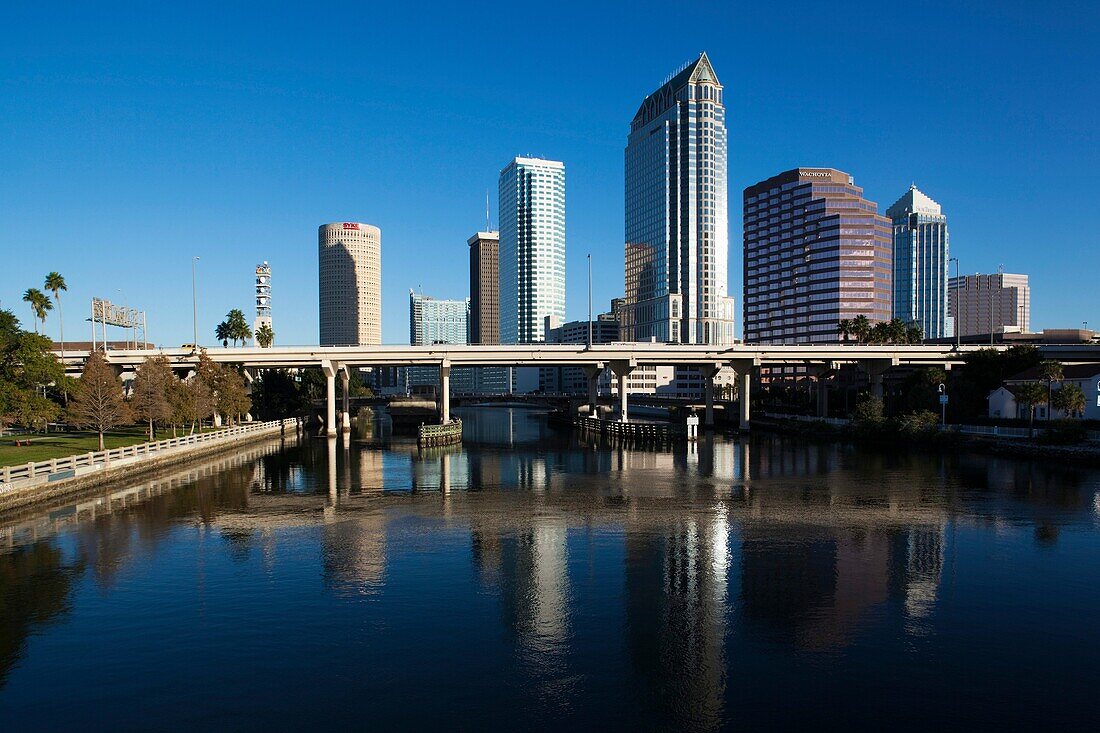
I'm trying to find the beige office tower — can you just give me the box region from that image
[949,272,1030,337]
[318,222,381,345]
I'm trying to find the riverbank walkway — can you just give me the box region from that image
[0,419,298,505]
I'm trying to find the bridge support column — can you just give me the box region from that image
[440,361,451,423]
[582,363,604,418]
[732,360,758,430]
[339,366,351,433]
[321,361,337,437]
[610,360,635,422]
[701,362,721,428]
[863,359,893,401]
[808,364,832,418]
[740,370,751,428]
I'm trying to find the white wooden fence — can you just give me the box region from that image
[0,418,297,493]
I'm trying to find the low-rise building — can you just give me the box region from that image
[988,363,1100,420]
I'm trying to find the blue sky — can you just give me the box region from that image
[1,1,1097,345]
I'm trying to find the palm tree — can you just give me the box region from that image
[837,319,853,343]
[255,323,275,348]
[1037,360,1063,424]
[44,272,67,358]
[886,318,908,344]
[1051,383,1086,419]
[22,288,51,334]
[1014,382,1046,438]
[216,309,252,347]
[905,324,923,344]
[852,314,871,344]
[215,320,230,347]
[869,322,890,345]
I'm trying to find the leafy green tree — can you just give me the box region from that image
[68,350,130,450]
[1013,382,1046,439]
[904,367,947,412]
[168,377,214,436]
[1051,382,1086,418]
[255,323,274,348]
[251,369,306,420]
[1037,360,1063,424]
[0,309,64,433]
[852,394,884,424]
[951,345,1042,421]
[219,369,251,424]
[196,349,251,424]
[43,272,67,357]
[131,355,173,440]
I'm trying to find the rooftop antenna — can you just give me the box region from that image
[485,189,491,231]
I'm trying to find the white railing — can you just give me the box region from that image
[762,413,852,427]
[761,413,1087,440]
[0,418,297,491]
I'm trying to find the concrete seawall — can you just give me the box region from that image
[0,420,298,516]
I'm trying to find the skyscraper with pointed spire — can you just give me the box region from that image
[620,52,735,345]
[886,186,951,339]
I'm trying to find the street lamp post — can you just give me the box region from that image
[949,257,960,350]
[192,256,200,351]
[587,253,593,349]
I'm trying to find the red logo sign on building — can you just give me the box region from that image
[342,222,359,230]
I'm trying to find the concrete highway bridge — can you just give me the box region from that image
[55,342,1100,435]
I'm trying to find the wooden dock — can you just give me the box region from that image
[418,419,463,448]
[572,416,686,443]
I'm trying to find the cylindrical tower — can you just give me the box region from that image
[318,222,381,345]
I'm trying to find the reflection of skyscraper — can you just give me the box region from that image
[624,514,729,728]
[321,516,388,594]
[495,522,570,668]
[901,526,945,620]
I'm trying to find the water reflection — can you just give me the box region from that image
[1,409,1099,729]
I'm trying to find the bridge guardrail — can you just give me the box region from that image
[0,418,297,493]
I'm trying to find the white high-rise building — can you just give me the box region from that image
[318,222,381,346]
[498,157,565,345]
[621,52,736,345]
[252,262,272,346]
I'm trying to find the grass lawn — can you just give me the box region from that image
[0,425,220,467]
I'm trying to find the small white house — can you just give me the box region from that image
[988,363,1100,420]
[987,386,1022,420]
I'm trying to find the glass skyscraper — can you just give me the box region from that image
[887,186,952,339]
[407,291,473,393]
[621,52,736,345]
[498,157,566,345]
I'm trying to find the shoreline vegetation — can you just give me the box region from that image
[755,408,1100,464]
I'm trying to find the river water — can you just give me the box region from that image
[1,407,1098,730]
